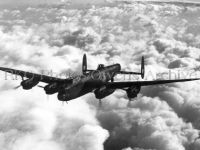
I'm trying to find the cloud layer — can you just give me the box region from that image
[0,1,200,150]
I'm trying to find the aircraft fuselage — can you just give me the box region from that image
[57,64,121,101]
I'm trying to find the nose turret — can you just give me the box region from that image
[58,92,71,101]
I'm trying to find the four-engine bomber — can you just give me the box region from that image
[0,54,199,106]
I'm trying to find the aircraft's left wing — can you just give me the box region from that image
[0,67,72,83]
[106,78,200,89]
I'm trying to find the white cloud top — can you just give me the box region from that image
[0,1,200,150]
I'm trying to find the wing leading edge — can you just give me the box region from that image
[107,78,200,89]
[0,67,72,84]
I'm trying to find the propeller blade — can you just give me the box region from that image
[127,98,132,107]
[37,85,44,88]
[47,95,49,101]
[13,85,21,90]
[98,99,102,109]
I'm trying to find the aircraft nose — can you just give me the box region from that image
[58,93,70,101]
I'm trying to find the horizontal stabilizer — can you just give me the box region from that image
[118,56,145,79]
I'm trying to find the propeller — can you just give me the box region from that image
[37,85,50,101]
[127,98,132,107]
[13,85,21,90]
[13,76,24,90]
[47,95,49,101]
[37,85,44,88]
[98,99,102,110]
[61,101,68,106]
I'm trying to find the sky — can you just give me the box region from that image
[1,1,200,150]
[0,0,200,6]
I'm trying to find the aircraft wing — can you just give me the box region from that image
[106,78,200,89]
[0,67,72,83]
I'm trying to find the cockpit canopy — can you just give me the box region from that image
[97,64,105,70]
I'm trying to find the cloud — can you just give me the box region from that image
[0,0,60,6]
[0,0,106,7]
[0,90,109,150]
[96,97,199,150]
[0,1,200,150]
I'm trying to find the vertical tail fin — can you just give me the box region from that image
[141,56,145,79]
[82,54,87,75]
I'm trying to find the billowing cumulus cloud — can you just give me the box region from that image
[95,96,200,150]
[0,90,109,150]
[1,1,200,150]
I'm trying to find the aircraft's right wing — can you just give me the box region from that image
[0,67,72,84]
[106,78,200,89]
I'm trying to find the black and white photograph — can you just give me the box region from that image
[0,0,200,150]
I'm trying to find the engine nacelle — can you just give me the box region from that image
[94,86,115,99]
[21,78,39,90]
[44,83,60,95]
[126,86,141,99]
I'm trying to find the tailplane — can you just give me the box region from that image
[118,56,145,79]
